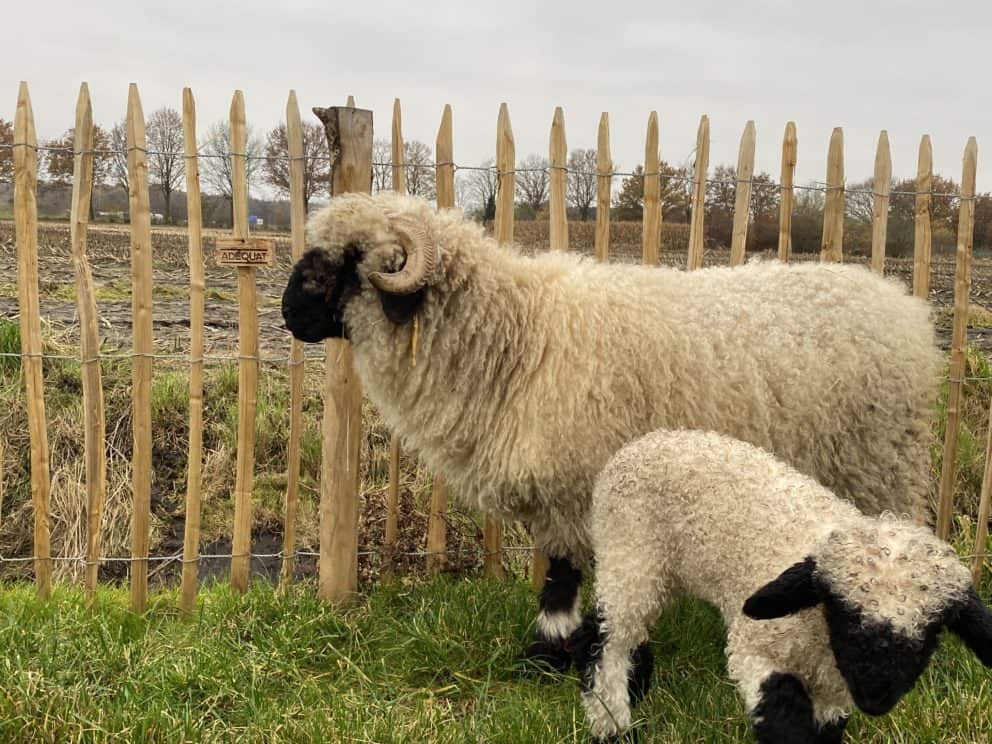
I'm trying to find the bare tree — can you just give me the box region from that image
[107,120,129,195]
[466,158,498,220]
[199,120,263,197]
[263,120,329,212]
[372,138,392,192]
[0,118,13,182]
[454,171,472,209]
[199,120,264,223]
[146,107,185,223]
[567,149,597,220]
[404,140,436,200]
[845,177,876,223]
[516,153,549,213]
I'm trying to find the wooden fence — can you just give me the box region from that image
[4,81,992,611]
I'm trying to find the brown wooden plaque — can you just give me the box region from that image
[215,237,275,267]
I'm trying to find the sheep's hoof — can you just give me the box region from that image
[522,638,572,674]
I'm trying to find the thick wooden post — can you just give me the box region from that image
[426,104,455,576]
[13,82,51,599]
[312,105,372,602]
[870,131,892,275]
[729,121,756,267]
[549,106,568,252]
[687,115,709,271]
[642,112,660,266]
[936,137,978,540]
[180,87,206,613]
[913,135,933,298]
[70,84,107,603]
[820,128,845,263]
[777,122,797,262]
[595,113,611,263]
[127,83,154,612]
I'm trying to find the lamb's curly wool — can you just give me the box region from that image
[300,192,940,568]
[581,430,986,742]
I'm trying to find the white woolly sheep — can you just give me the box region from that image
[573,429,992,743]
[281,191,940,666]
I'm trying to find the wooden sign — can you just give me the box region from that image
[215,237,275,267]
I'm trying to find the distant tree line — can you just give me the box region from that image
[2,114,990,252]
[0,110,334,228]
[454,149,992,256]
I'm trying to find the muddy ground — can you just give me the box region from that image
[1,221,988,356]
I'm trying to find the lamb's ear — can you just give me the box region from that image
[948,588,992,667]
[379,289,425,325]
[743,557,821,620]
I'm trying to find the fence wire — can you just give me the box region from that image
[1,139,990,583]
[0,545,537,567]
[0,141,985,201]
[0,348,990,381]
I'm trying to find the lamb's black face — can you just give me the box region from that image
[281,247,360,343]
[823,596,941,716]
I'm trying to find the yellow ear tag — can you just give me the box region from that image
[410,315,419,368]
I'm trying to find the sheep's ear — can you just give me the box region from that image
[743,557,821,620]
[948,588,992,667]
[379,289,425,326]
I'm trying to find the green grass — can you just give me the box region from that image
[0,282,238,303]
[0,317,20,376]
[0,578,988,743]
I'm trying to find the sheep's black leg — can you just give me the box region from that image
[815,716,848,744]
[523,556,583,672]
[750,672,819,744]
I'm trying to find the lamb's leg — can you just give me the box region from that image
[815,716,848,744]
[575,575,664,741]
[524,555,583,671]
[576,616,655,742]
[749,672,820,744]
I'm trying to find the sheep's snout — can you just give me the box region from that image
[282,247,358,343]
[824,598,941,717]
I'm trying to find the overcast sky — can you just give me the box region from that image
[5,0,992,193]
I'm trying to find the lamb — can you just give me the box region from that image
[573,429,992,743]
[280,191,940,666]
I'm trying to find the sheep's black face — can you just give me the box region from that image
[823,596,941,716]
[282,247,360,343]
[742,557,952,718]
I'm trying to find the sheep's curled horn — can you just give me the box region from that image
[368,215,436,295]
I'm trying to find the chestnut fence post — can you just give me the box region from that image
[312,104,373,602]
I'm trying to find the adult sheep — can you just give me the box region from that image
[280,191,940,667]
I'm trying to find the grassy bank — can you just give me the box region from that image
[0,578,989,743]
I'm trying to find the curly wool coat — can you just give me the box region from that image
[303,192,940,563]
[581,429,977,740]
